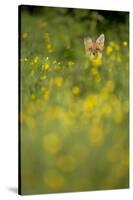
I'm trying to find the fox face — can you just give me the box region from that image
[84,34,105,57]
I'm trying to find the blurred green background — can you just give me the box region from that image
[19,5,129,195]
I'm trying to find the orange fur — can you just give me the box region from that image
[84,34,105,57]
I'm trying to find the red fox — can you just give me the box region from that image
[84,33,105,57]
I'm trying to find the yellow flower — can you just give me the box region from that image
[68,61,75,66]
[109,41,115,47]
[57,155,76,172]
[83,95,97,111]
[43,133,62,155]
[106,46,113,55]
[90,54,102,67]
[43,89,50,100]
[101,80,115,96]
[45,56,49,61]
[47,44,52,49]
[72,86,80,95]
[94,59,102,67]
[44,170,64,190]
[41,87,45,91]
[40,75,47,80]
[123,41,128,46]
[22,32,28,39]
[90,54,95,60]
[44,32,53,53]
[54,77,63,87]
[42,63,49,70]
[33,56,39,64]
[46,106,73,129]
[24,58,28,62]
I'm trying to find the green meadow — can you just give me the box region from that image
[20,6,129,195]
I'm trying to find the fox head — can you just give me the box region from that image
[84,34,105,57]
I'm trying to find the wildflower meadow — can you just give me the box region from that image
[19,6,129,195]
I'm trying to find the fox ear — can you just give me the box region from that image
[84,37,93,55]
[96,33,105,50]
